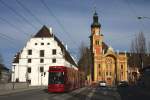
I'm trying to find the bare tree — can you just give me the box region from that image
[148,41,150,54]
[78,42,92,76]
[0,53,3,64]
[0,53,3,80]
[130,32,147,69]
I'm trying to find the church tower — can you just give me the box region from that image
[90,11,103,82]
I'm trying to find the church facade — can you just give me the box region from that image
[90,11,128,86]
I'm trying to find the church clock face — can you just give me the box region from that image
[96,31,99,35]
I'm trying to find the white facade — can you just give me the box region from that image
[11,27,77,86]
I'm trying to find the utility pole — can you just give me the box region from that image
[12,65,15,90]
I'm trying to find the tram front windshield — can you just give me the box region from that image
[49,72,64,84]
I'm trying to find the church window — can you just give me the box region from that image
[121,65,123,69]
[98,64,100,68]
[99,72,101,76]
[110,72,112,76]
[95,40,99,45]
[47,43,50,45]
[35,43,37,45]
[106,72,108,76]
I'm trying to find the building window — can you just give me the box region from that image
[28,59,32,63]
[98,64,100,68]
[35,43,37,45]
[40,50,44,57]
[27,67,31,73]
[40,67,44,72]
[106,72,108,76]
[47,43,50,45]
[95,40,99,45]
[52,49,56,55]
[52,58,56,63]
[121,65,123,69]
[40,59,44,63]
[99,72,101,76]
[41,43,44,45]
[110,72,112,76]
[28,49,32,55]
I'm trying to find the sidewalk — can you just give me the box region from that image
[0,86,46,96]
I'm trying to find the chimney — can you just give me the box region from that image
[49,27,53,34]
[65,44,68,50]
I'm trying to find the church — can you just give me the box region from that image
[89,11,128,86]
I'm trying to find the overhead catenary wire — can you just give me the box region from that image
[40,0,79,48]
[15,0,43,26]
[0,32,21,48]
[122,0,146,31]
[15,0,70,45]
[107,0,146,43]
[0,16,30,37]
[0,0,38,30]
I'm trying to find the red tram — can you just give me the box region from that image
[48,66,85,92]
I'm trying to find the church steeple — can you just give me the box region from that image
[91,10,101,28]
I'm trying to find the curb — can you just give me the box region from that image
[0,87,46,96]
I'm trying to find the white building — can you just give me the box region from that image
[11,25,77,86]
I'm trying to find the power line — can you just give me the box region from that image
[40,0,79,48]
[0,0,37,30]
[15,0,43,25]
[0,32,21,48]
[0,32,17,41]
[0,16,30,36]
[122,0,146,31]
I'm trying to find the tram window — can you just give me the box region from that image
[49,72,64,84]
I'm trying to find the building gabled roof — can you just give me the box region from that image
[34,25,53,38]
[12,25,77,67]
[53,35,77,66]
[12,52,20,63]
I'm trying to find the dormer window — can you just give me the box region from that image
[41,43,44,45]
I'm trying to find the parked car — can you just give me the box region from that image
[99,81,107,87]
[118,81,128,87]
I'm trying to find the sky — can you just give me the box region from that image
[0,0,150,69]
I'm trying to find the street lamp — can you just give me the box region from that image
[137,16,150,20]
